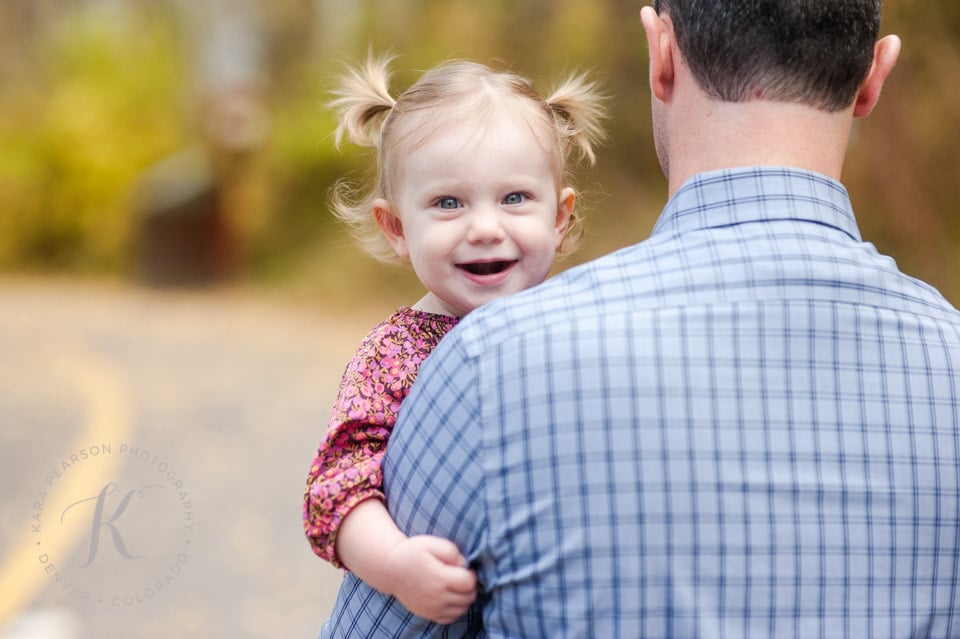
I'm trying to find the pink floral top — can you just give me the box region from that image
[303,306,459,567]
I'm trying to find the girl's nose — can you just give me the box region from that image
[466,207,506,244]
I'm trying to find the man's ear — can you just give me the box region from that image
[854,35,901,118]
[640,6,675,102]
[555,187,577,247]
[373,199,408,258]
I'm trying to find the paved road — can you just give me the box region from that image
[0,279,387,638]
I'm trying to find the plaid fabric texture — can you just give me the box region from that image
[321,167,960,639]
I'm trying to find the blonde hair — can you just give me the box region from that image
[328,53,606,262]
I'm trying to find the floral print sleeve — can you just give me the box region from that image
[303,307,458,567]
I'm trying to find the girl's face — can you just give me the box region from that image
[374,112,574,318]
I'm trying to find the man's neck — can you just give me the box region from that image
[664,98,854,197]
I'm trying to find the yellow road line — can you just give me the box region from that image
[0,342,131,625]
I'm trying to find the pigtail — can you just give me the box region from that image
[543,72,607,258]
[326,52,401,263]
[328,52,397,149]
[545,73,608,166]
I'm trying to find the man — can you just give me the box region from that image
[322,1,960,636]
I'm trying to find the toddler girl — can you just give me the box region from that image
[303,53,605,624]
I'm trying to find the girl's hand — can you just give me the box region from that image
[382,534,478,624]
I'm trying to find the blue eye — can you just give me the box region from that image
[437,197,460,209]
[503,192,526,205]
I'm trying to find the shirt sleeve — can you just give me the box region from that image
[320,330,488,638]
[386,332,487,558]
[302,331,410,567]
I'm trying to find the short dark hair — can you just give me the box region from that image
[653,0,881,111]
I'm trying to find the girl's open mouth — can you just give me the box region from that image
[459,260,516,276]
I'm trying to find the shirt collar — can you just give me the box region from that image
[651,167,862,242]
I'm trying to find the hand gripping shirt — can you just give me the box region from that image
[322,167,960,638]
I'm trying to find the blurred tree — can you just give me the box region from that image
[0,1,186,271]
[136,0,272,284]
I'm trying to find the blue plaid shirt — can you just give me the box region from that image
[321,167,960,638]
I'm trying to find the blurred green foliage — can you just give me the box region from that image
[0,0,958,306]
[0,4,187,272]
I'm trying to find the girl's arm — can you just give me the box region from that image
[304,311,473,622]
[302,417,388,566]
[303,318,402,566]
[336,499,477,624]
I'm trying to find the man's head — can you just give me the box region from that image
[652,0,882,111]
[640,1,899,190]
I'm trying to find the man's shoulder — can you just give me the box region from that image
[452,245,656,356]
